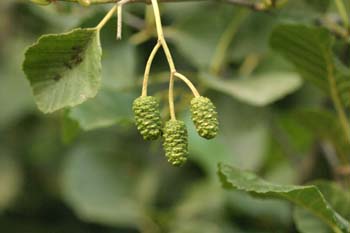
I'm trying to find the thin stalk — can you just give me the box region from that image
[174,72,200,97]
[142,42,161,97]
[150,0,177,119]
[56,0,269,10]
[150,0,176,72]
[95,0,130,31]
[116,5,123,39]
[169,72,176,120]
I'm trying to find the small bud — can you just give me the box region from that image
[132,96,162,140]
[162,120,189,166]
[190,96,219,139]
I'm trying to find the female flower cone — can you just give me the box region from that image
[162,120,189,166]
[190,96,219,139]
[132,96,162,140]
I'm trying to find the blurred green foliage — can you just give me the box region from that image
[1,0,350,232]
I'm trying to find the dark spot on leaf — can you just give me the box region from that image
[71,46,82,52]
[53,74,61,81]
[64,62,73,69]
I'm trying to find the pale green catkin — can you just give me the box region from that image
[190,96,219,139]
[132,96,162,140]
[162,120,189,166]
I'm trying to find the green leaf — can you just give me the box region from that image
[218,164,350,233]
[293,109,349,158]
[200,72,302,106]
[270,24,331,91]
[23,28,102,113]
[294,181,350,233]
[61,142,146,228]
[171,6,240,68]
[69,89,134,130]
[270,24,350,107]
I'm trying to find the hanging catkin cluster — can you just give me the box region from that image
[129,0,218,167]
[132,94,219,166]
[132,96,162,140]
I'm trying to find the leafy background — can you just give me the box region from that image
[1,0,350,232]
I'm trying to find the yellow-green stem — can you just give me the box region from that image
[116,5,123,39]
[174,72,200,97]
[150,0,176,72]
[142,42,161,97]
[169,72,176,120]
[95,0,130,31]
[150,0,177,119]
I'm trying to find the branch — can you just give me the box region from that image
[54,0,206,4]
[53,0,273,11]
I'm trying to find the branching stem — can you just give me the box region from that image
[55,0,274,11]
[150,0,178,119]
[174,72,200,97]
[95,0,130,31]
[140,0,202,119]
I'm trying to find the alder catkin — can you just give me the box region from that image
[132,96,162,140]
[162,120,189,166]
[190,96,219,139]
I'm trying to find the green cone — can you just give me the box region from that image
[162,120,189,166]
[132,96,162,140]
[190,96,219,139]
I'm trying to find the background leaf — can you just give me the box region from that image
[270,24,331,91]
[200,72,302,106]
[61,138,148,228]
[218,164,350,233]
[270,24,350,107]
